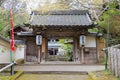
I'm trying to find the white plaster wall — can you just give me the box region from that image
[0,45,15,63]
[85,36,96,47]
[14,45,25,61]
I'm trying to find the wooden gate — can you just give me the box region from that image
[26,37,39,63]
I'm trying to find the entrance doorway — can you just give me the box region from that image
[47,38,73,62]
[26,37,39,63]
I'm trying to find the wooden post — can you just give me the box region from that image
[114,48,119,77]
[118,49,120,77]
[114,48,117,76]
[45,38,48,61]
[76,36,80,62]
[108,48,112,71]
[111,48,114,73]
[73,37,77,62]
[10,65,14,75]
[38,46,41,63]
[81,45,84,64]
[41,38,47,62]
[73,37,79,62]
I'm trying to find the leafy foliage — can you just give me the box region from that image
[58,39,73,61]
[0,0,29,38]
[0,7,10,38]
[99,0,120,45]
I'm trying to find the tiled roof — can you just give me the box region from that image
[33,10,89,15]
[0,36,9,43]
[30,10,94,27]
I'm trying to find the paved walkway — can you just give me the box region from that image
[14,64,105,72]
[14,62,104,80]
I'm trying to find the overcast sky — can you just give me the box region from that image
[20,0,57,13]
[2,0,103,14]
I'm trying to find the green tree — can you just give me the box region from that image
[0,0,29,38]
[58,39,73,61]
[0,7,10,37]
[99,0,120,45]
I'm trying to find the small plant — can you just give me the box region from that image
[66,50,73,61]
[104,69,112,75]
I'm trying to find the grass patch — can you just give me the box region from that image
[0,76,11,80]
[10,71,23,80]
[0,71,23,80]
[93,70,120,80]
[17,74,89,80]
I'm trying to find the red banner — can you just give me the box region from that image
[10,9,15,51]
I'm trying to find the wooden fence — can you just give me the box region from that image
[108,44,120,77]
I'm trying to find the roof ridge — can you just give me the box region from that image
[32,10,89,15]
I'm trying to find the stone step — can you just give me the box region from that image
[14,65,105,73]
[24,71,88,75]
[17,73,90,80]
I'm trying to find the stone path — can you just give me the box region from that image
[14,64,105,72]
[15,62,104,80]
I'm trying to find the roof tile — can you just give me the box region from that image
[30,10,94,27]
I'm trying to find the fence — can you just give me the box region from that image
[0,62,15,75]
[108,44,120,77]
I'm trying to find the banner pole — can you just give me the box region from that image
[10,50,12,63]
[10,8,15,75]
[10,50,14,75]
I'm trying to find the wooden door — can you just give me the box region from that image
[26,37,38,63]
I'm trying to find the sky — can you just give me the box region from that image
[21,0,57,9]
[2,0,58,13]
[21,0,57,13]
[2,0,103,14]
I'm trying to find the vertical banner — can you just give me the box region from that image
[10,9,15,51]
